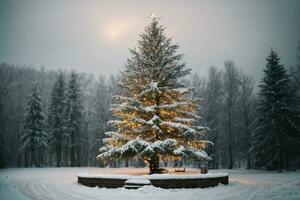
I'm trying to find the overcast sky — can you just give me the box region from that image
[1,0,299,81]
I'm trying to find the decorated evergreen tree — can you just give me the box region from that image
[48,72,66,167]
[19,86,47,167]
[97,15,211,174]
[254,49,300,171]
[66,72,83,167]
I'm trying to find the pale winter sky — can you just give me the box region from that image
[0,0,299,81]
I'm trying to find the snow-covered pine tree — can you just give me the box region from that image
[19,86,47,167]
[288,44,300,169]
[66,72,83,167]
[48,72,66,167]
[97,15,212,174]
[290,43,300,113]
[254,49,300,171]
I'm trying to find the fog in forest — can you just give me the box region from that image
[0,0,300,171]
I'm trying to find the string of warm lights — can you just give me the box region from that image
[97,14,211,173]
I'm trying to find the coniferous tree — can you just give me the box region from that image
[97,15,212,174]
[0,95,5,168]
[289,43,300,168]
[0,65,8,168]
[290,43,300,108]
[222,61,241,169]
[66,72,83,167]
[254,49,300,171]
[48,72,66,167]
[19,86,47,167]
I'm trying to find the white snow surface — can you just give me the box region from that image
[78,172,228,180]
[0,167,300,200]
[125,179,151,184]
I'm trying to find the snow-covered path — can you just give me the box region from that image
[0,167,299,200]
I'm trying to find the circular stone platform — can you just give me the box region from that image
[78,172,229,189]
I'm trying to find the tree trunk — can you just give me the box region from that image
[37,150,40,167]
[215,157,219,169]
[276,124,283,173]
[76,144,81,167]
[25,151,29,167]
[63,143,69,166]
[0,134,4,168]
[247,152,251,169]
[40,147,44,167]
[70,132,76,167]
[228,108,233,169]
[212,144,218,169]
[125,158,129,167]
[56,140,62,167]
[278,147,283,173]
[228,132,233,169]
[31,146,36,167]
[149,155,159,174]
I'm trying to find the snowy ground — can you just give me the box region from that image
[0,167,299,200]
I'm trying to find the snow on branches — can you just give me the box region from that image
[97,138,211,161]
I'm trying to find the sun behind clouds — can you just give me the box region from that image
[101,18,137,44]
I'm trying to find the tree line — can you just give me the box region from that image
[0,47,299,171]
[191,49,300,171]
[0,67,118,167]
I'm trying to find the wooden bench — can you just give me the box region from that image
[175,168,186,172]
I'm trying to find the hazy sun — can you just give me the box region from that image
[101,18,136,44]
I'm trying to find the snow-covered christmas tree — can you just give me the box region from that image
[66,72,83,167]
[19,86,47,167]
[97,14,212,174]
[48,72,66,167]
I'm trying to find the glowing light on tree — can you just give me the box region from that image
[97,15,212,174]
